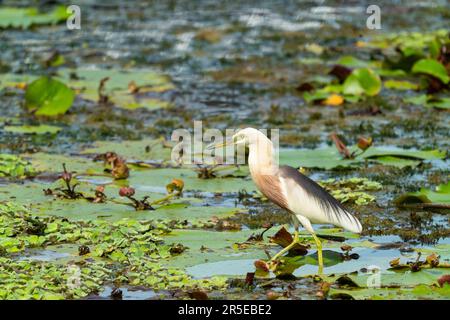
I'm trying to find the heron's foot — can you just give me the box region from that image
[268,230,300,266]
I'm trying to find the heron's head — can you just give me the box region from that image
[208,127,271,150]
[232,128,268,146]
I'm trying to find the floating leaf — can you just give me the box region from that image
[404,94,428,105]
[411,59,449,84]
[337,56,370,68]
[0,154,35,178]
[342,68,382,96]
[394,182,450,206]
[303,90,329,103]
[57,68,174,102]
[427,97,450,110]
[281,147,445,170]
[3,125,62,135]
[384,80,419,91]
[25,77,74,116]
[304,43,324,55]
[111,95,172,110]
[0,6,68,29]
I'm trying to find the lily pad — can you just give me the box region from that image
[280,147,445,170]
[394,182,450,206]
[81,139,173,162]
[57,68,174,108]
[336,56,371,68]
[342,68,382,96]
[0,180,244,223]
[427,97,450,110]
[384,80,419,91]
[330,283,449,300]
[111,95,172,110]
[411,59,449,84]
[3,125,62,135]
[0,6,68,29]
[404,94,428,106]
[25,77,75,116]
[0,154,35,178]
[129,167,255,194]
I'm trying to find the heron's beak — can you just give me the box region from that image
[206,138,234,150]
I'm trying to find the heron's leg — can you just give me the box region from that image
[311,233,323,274]
[270,227,299,261]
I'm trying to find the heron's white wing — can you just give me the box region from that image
[278,166,362,233]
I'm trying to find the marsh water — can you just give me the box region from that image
[0,0,449,299]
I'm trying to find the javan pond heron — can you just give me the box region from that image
[209,128,362,274]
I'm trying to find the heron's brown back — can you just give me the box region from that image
[252,172,289,211]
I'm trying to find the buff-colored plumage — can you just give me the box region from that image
[215,127,362,273]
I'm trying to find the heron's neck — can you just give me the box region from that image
[248,142,276,176]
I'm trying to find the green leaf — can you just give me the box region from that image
[281,147,445,170]
[57,68,174,103]
[427,97,450,110]
[336,56,370,68]
[403,94,428,105]
[394,182,450,205]
[0,154,35,178]
[0,6,69,29]
[384,80,419,90]
[25,77,75,116]
[111,95,172,110]
[411,59,449,84]
[342,68,381,96]
[3,125,62,135]
[303,90,329,103]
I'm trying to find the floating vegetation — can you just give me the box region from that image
[0,6,68,29]
[25,77,75,117]
[0,154,35,179]
[0,202,227,299]
[0,1,448,301]
[394,182,450,212]
[320,178,382,205]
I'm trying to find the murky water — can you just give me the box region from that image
[0,0,448,299]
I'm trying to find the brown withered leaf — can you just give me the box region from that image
[98,77,110,104]
[330,132,351,159]
[426,253,439,267]
[357,137,373,151]
[329,65,352,82]
[170,243,188,255]
[245,272,255,287]
[188,290,208,300]
[214,219,241,231]
[296,82,314,92]
[166,178,184,194]
[128,80,139,94]
[340,244,353,252]
[269,226,308,256]
[316,281,331,299]
[111,157,130,180]
[437,275,450,288]
[389,257,401,267]
[266,291,281,300]
[254,260,270,272]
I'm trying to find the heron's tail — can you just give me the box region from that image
[336,209,362,233]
